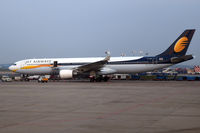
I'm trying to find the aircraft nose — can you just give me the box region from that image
[9,65,17,72]
[8,65,13,71]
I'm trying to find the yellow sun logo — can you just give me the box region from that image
[174,37,189,53]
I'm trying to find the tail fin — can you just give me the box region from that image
[157,29,195,57]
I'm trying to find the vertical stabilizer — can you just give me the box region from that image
[157,29,195,57]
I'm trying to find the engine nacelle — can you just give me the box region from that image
[59,70,73,79]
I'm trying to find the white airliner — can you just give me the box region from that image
[9,29,195,82]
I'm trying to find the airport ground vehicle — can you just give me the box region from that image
[14,76,22,81]
[1,75,12,82]
[28,75,40,80]
[38,77,48,83]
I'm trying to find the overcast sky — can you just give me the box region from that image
[0,0,200,65]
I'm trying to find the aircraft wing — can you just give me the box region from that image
[75,55,110,73]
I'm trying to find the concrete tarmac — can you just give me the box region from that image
[0,81,200,133]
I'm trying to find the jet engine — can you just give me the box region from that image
[59,70,74,79]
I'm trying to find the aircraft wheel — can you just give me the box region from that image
[95,77,102,82]
[90,77,95,82]
[103,76,109,82]
[25,79,30,82]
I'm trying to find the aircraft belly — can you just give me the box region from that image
[107,64,172,74]
[59,65,79,70]
[18,67,52,75]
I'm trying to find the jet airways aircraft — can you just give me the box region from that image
[9,29,195,82]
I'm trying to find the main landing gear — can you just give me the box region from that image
[89,76,110,82]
